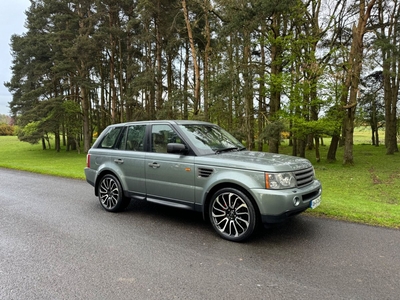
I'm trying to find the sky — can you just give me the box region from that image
[0,0,31,116]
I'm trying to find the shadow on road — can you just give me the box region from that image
[90,197,321,246]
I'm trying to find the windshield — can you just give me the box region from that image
[179,124,246,155]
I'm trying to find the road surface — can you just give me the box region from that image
[0,168,399,299]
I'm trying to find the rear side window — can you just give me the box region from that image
[99,127,123,148]
[118,125,146,151]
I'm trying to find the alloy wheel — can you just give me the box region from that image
[210,188,256,241]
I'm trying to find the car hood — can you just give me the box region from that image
[195,151,313,172]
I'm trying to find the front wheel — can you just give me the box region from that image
[97,174,130,212]
[209,188,257,242]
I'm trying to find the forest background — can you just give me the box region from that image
[2,0,399,165]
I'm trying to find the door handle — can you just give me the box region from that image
[148,162,160,169]
[114,158,124,164]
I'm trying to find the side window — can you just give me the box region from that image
[151,124,182,153]
[118,128,128,150]
[100,127,123,148]
[125,125,146,151]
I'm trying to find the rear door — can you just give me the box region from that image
[113,124,147,198]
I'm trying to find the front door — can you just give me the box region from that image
[145,124,195,208]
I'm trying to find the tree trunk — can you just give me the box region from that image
[258,29,266,152]
[298,139,306,158]
[383,60,399,154]
[155,1,163,113]
[342,0,377,165]
[268,13,283,154]
[109,9,118,124]
[327,134,339,162]
[243,33,254,150]
[54,130,60,152]
[314,136,320,162]
[292,137,297,156]
[183,44,189,120]
[182,0,200,115]
[81,83,91,153]
[343,105,356,164]
[378,0,399,154]
[167,53,173,118]
[203,0,211,121]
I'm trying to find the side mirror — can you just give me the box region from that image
[167,143,188,154]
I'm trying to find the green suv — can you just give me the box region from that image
[85,120,322,242]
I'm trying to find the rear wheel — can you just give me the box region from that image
[209,187,257,242]
[97,174,130,212]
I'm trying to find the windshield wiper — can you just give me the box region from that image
[215,147,240,154]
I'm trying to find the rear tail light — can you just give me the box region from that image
[86,154,91,168]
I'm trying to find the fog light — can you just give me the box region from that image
[293,196,300,207]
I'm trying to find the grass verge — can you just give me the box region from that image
[0,136,86,179]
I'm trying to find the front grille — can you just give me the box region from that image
[198,168,214,178]
[294,167,314,188]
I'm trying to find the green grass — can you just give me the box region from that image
[0,136,87,179]
[279,128,400,229]
[1,130,399,229]
[310,151,400,229]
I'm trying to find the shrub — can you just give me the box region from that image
[0,124,14,136]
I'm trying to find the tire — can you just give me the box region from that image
[209,187,257,242]
[97,174,130,212]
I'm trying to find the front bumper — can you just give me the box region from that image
[250,180,322,224]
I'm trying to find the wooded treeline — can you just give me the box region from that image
[5,0,400,163]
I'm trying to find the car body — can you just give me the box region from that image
[85,120,322,241]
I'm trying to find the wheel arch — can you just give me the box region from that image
[202,182,261,224]
[94,169,124,196]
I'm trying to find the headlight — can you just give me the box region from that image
[265,172,296,189]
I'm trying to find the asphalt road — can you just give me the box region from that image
[0,168,399,300]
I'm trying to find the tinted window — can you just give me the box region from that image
[151,124,183,153]
[118,125,146,151]
[99,127,123,148]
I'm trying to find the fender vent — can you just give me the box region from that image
[198,168,214,178]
